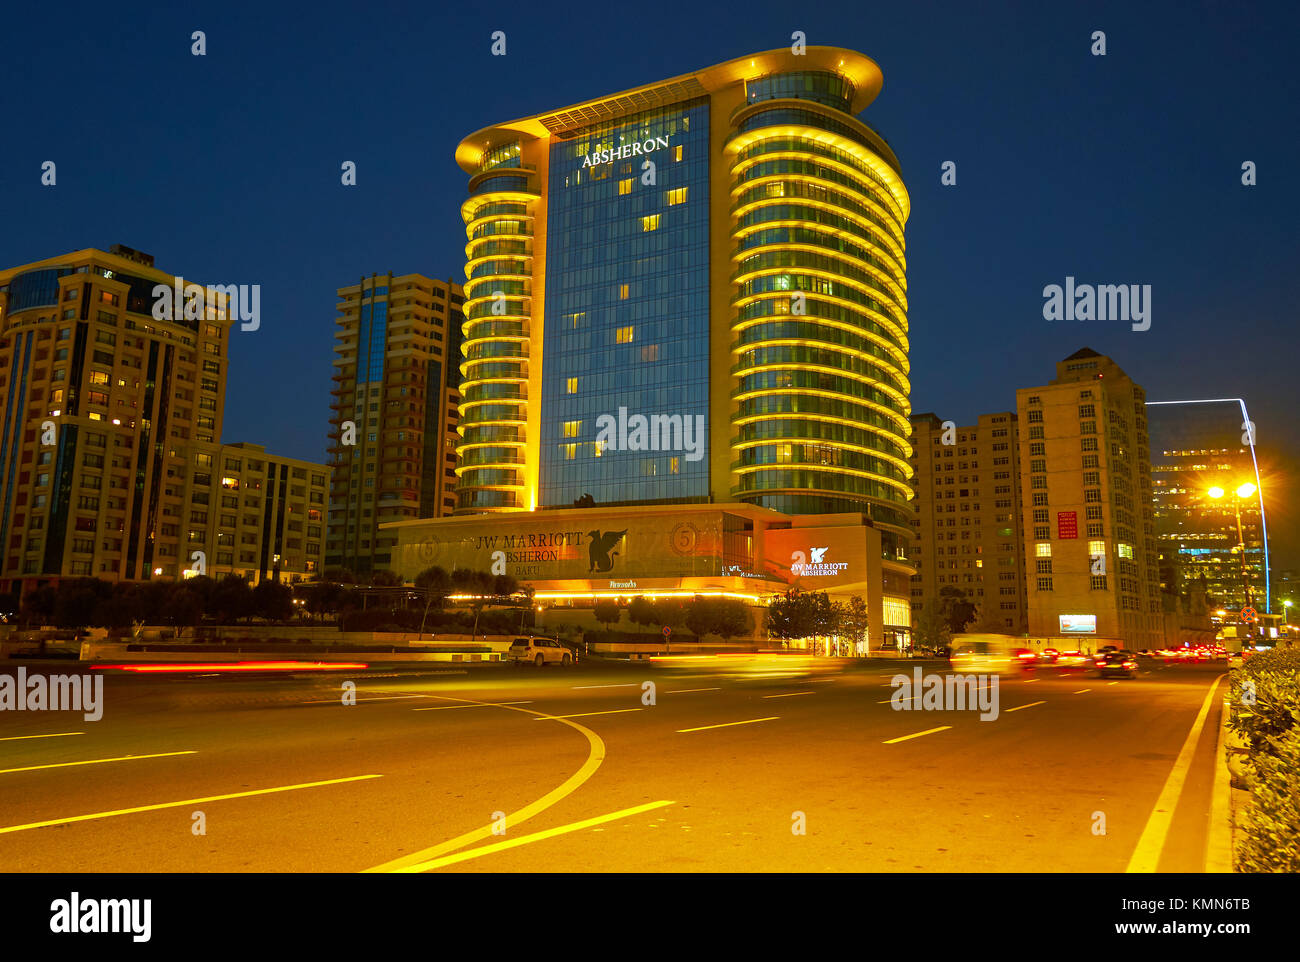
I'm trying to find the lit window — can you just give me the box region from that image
[618,179,632,195]
[1035,543,1052,558]
[615,326,634,344]
[640,214,660,232]
[619,283,629,300]
[566,377,578,394]
[664,187,687,206]
[669,456,679,474]
[674,145,683,161]
[562,421,581,438]
[562,443,577,460]
[1088,539,1106,556]
[1117,543,1134,559]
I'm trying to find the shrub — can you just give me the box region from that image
[1227,647,1300,755]
[1237,725,1300,872]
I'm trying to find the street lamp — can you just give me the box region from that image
[1207,482,1259,631]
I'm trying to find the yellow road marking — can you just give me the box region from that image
[1107,681,1119,686]
[389,800,675,872]
[534,708,642,721]
[1023,678,1039,683]
[364,695,609,873]
[1074,689,1092,694]
[0,750,196,776]
[763,691,814,699]
[665,688,721,694]
[1126,674,1225,873]
[0,732,84,742]
[878,695,921,704]
[1005,701,1046,712]
[413,701,532,711]
[883,726,951,744]
[301,694,430,704]
[0,774,382,835]
[677,716,778,733]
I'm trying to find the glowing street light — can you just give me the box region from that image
[1207,482,1259,623]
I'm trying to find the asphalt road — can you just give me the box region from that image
[0,656,1229,872]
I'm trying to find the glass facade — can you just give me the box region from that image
[728,89,912,556]
[358,291,387,384]
[539,97,710,506]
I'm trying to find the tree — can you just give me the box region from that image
[52,578,112,629]
[370,569,402,587]
[210,575,255,624]
[593,599,621,627]
[968,603,1007,634]
[839,595,871,655]
[628,596,655,627]
[684,598,754,640]
[20,586,57,627]
[914,596,952,651]
[939,586,977,634]
[766,590,832,643]
[162,586,203,629]
[252,580,294,622]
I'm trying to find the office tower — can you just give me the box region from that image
[1146,399,1269,612]
[326,273,464,574]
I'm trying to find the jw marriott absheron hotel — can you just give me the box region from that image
[388,48,916,649]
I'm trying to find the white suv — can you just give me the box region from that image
[509,637,574,667]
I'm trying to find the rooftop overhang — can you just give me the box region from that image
[455,47,886,174]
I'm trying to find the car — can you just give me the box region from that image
[1038,648,1060,664]
[1095,650,1138,678]
[508,636,574,667]
[1011,648,1038,669]
[948,635,1025,675]
[1056,650,1091,668]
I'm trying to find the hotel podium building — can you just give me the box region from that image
[0,245,327,595]
[388,47,916,647]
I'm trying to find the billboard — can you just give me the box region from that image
[1059,614,1097,634]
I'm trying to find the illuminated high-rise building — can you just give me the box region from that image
[388,48,916,649]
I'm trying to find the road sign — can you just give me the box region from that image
[663,626,672,636]
[1240,606,1258,624]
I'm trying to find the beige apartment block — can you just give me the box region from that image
[908,412,1027,633]
[1016,348,1163,648]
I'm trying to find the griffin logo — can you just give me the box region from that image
[587,529,627,573]
[809,547,829,564]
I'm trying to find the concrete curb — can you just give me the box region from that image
[1205,693,1234,873]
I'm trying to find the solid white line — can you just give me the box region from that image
[677,716,778,733]
[534,708,642,721]
[0,732,84,742]
[1005,701,1046,713]
[762,691,815,699]
[1126,674,1225,873]
[883,726,951,744]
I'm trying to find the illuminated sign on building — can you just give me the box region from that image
[1058,511,1078,539]
[1059,614,1097,634]
[581,135,671,168]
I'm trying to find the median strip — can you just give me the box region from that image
[677,716,778,733]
